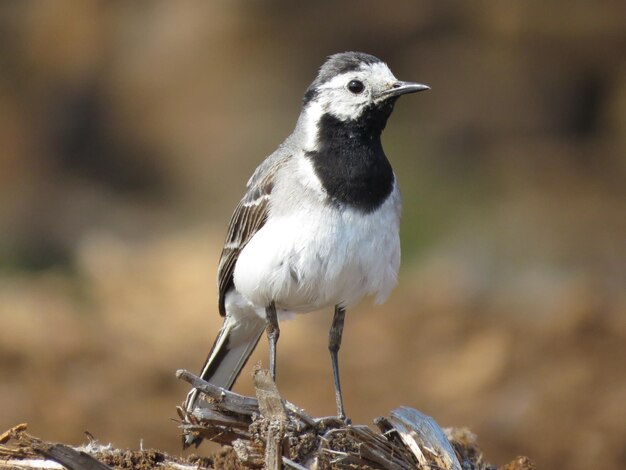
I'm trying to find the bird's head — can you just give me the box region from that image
[304,52,429,120]
[298,52,428,148]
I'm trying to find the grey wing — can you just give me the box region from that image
[217,153,288,316]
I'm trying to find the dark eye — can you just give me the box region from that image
[347,80,365,94]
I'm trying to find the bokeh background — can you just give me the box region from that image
[1,2,625,469]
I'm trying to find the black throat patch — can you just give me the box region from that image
[307,102,396,213]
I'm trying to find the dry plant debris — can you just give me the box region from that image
[177,368,533,469]
[0,423,210,470]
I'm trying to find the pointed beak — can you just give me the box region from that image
[377,81,430,100]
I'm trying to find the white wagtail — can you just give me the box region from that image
[184,52,428,443]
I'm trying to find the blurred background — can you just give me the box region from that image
[0,1,625,468]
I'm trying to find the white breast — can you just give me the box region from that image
[232,159,401,317]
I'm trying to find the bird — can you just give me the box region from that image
[183,51,429,444]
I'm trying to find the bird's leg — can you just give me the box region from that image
[329,305,348,421]
[265,301,280,381]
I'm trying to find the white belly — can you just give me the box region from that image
[232,188,401,315]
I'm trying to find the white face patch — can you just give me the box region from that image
[298,99,324,151]
[316,62,398,121]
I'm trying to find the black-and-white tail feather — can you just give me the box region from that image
[183,311,265,446]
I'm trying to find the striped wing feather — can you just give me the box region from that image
[217,163,280,316]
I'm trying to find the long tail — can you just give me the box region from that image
[183,310,266,446]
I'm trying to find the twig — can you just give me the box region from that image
[176,369,258,414]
